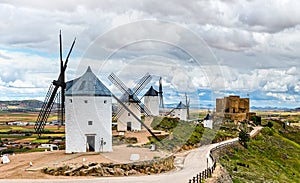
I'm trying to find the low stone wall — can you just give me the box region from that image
[42,155,175,177]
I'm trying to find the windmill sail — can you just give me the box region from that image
[111,94,162,144]
[108,72,161,142]
[185,93,190,120]
[159,77,164,109]
[34,84,58,134]
[34,32,75,137]
[108,72,153,116]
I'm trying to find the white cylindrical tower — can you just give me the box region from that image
[65,66,112,153]
[144,86,159,116]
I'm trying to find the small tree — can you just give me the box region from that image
[267,121,273,128]
[239,130,250,148]
[251,116,261,126]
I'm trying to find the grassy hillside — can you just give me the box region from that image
[150,117,240,151]
[219,124,300,183]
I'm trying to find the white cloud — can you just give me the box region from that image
[294,83,300,93]
[212,66,299,94]
[0,0,299,107]
[8,80,34,88]
[266,92,296,102]
[238,0,300,33]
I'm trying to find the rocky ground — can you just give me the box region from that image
[0,129,169,179]
[1,145,168,179]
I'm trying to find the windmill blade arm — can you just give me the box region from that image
[54,36,76,87]
[59,31,63,63]
[130,96,152,116]
[134,102,152,116]
[63,38,76,70]
[119,92,130,102]
[143,105,153,116]
[114,105,126,118]
[46,85,59,109]
[166,108,175,116]
[111,94,162,144]
[35,85,59,137]
[108,73,131,95]
[132,73,152,95]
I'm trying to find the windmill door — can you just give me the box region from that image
[127,122,132,131]
[86,135,95,152]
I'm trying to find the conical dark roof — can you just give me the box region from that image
[175,101,186,109]
[65,66,111,96]
[144,86,158,96]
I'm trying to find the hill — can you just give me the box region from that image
[218,122,300,182]
[0,100,44,112]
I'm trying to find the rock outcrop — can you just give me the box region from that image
[43,155,175,177]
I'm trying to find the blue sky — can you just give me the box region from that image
[0,0,300,108]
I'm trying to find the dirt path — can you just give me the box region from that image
[0,151,73,179]
[0,145,168,179]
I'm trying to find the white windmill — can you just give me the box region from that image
[170,101,187,121]
[144,86,159,116]
[65,66,113,153]
[108,73,153,131]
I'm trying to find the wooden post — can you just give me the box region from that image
[206,158,208,170]
[193,177,196,183]
[199,172,202,183]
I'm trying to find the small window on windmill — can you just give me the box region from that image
[84,100,88,103]
[128,113,130,116]
[69,99,72,103]
[88,121,93,125]
[104,100,107,104]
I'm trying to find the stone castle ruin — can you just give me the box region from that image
[216,96,255,121]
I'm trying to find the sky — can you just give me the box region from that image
[0,0,299,108]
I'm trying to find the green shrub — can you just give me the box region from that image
[239,130,250,148]
[267,122,273,128]
[1,149,14,155]
[152,117,180,132]
[252,116,262,126]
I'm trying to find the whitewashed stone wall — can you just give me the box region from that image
[204,120,213,129]
[173,108,187,121]
[117,103,141,131]
[65,96,112,153]
[144,96,159,116]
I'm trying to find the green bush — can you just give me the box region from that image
[267,122,274,128]
[152,117,180,132]
[1,149,14,155]
[239,130,250,148]
[252,116,262,126]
